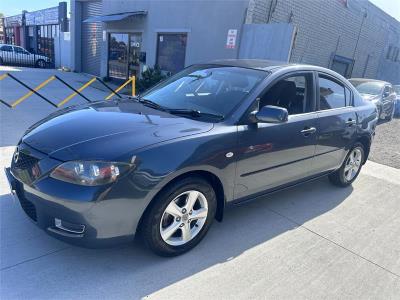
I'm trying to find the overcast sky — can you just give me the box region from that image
[0,0,399,22]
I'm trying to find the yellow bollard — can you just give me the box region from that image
[57,77,97,107]
[132,76,136,97]
[11,76,56,107]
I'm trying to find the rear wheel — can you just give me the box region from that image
[140,177,217,256]
[329,143,365,187]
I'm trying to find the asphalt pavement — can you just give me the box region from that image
[1,67,399,299]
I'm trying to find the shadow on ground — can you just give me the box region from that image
[1,177,352,299]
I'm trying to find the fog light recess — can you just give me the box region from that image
[54,218,85,234]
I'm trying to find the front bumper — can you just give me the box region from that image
[5,167,142,248]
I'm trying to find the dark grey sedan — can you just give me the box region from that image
[5,60,378,256]
[349,78,397,121]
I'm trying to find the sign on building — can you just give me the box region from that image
[226,29,238,49]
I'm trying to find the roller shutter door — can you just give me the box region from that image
[81,1,102,76]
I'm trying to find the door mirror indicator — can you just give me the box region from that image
[251,105,288,123]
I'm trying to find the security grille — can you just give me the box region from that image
[81,1,103,76]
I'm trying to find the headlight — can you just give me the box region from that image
[50,161,133,186]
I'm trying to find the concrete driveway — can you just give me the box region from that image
[1,68,400,299]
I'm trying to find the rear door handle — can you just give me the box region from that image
[345,119,356,126]
[300,127,316,136]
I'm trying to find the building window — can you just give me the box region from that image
[386,46,393,60]
[386,45,400,62]
[393,48,399,62]
[330,55,354,78]
[156,33,187,74]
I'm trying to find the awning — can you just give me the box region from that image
[83,11,147,23]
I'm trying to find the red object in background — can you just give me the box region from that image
[14,26,21,45]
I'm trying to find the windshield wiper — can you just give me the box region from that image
[135,97,223,120]
[137,97,168,111]
[167,109,224,120]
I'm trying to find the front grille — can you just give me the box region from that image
[15,187,37,222]
[14,151,40,171]
[11,151,41,184]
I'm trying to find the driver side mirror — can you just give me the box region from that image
[251,105,288,123]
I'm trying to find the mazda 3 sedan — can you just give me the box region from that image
[5,60,378,256]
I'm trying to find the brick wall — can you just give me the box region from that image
[246,0,400,82]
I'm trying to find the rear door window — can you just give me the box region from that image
[318,75,346,110]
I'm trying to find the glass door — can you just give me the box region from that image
[108,33,129,80]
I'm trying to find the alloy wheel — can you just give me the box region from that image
[160,190,208,246]
[343,148,362,182]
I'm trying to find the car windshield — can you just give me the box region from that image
[141,65,268,120]
[394,86,400,94]
[350,81,384,96]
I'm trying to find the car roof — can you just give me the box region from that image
[209,59,295,71]
[349,78,391,85]
[207,59,348,76]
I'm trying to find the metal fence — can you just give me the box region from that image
[0,48,54,69]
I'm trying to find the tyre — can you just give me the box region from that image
[140,176,217,256]
[36,59,46,68]
[329,143,365,187]
[385,106,395,121]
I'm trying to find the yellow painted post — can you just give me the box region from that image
[11,76,56,107]
[131,76,136,97]
[57,77,97,107]
[105,77,134,100]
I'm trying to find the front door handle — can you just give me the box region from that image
[345,119,356,126]
[300,127,316,136]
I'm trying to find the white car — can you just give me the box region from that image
[0,44,50,68]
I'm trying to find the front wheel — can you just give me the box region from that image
[140,177,217,256]
[35,59,46,68]
[329,143,365,187]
